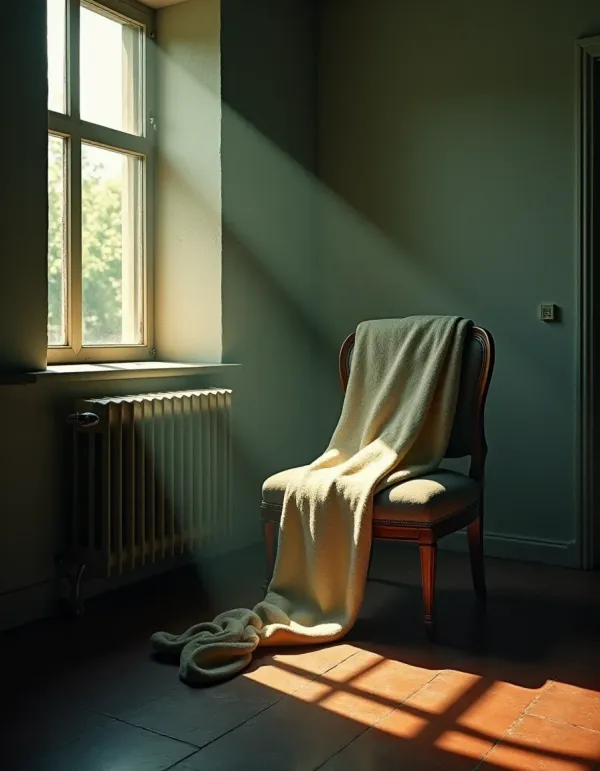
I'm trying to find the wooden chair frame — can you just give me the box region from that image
[261,325,495,639]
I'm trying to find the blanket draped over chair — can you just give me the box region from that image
[151,316,470,685]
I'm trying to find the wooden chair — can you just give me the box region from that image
[260,325,495,639]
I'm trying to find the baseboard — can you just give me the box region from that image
[0,579,60,632]
[440,530,579,568]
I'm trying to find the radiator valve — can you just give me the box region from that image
[66,412,100,428]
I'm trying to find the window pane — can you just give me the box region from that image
[48,135,68,346]
[82,144,143,346]
[47,0,66,113]
[80,4,142,135]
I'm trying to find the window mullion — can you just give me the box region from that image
[68,0,82,354]
[69,131,83,355]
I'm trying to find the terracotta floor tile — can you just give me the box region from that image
[405,666,544,741]
[260,643,361,685]
[324,647,443,685]
[281,649,432,727]
[306,648,441,716]
[295,680,394,727]
[233,643,361,695]
[242,652,326,695]
[402,669,481,715]
[529,682,600,733]
[455,678,542,739]
[480,715,600,771]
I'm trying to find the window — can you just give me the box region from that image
[47,0,155,362]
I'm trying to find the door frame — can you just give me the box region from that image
[576,36,600,569]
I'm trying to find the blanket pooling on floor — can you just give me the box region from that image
[151,316,470,684]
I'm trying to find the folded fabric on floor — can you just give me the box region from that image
[151,315,470,685]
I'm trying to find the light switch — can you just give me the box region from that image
[540,304,557,322]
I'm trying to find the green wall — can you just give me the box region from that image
[318,0,600,563]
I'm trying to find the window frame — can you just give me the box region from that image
[47,0,156,364]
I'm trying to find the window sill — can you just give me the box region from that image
[17,361,239,385]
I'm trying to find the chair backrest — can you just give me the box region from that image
[338,324,495,480]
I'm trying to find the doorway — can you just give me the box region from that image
[577,37,600,569]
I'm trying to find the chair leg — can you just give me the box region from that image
[419,540,437,641]
[467,513,487,604]
[263,518,276,593]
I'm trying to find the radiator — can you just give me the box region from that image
[69,389,232,579]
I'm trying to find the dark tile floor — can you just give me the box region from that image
[1,542,599,771]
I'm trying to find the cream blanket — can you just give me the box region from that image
[151,316,470,685]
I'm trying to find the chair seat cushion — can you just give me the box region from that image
[262,468,480,526]
[373,470,480,525]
